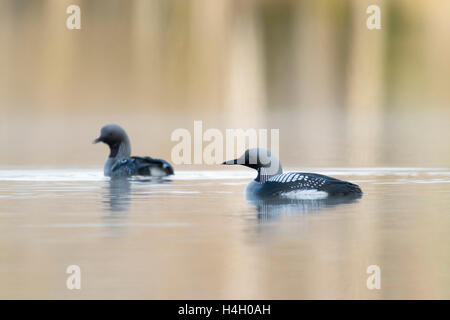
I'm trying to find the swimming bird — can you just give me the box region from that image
[222,148,362,200]
[93,124,174,178]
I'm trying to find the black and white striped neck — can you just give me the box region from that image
[255,165,283,184]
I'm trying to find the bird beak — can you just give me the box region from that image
[221,159,238,165]
[92,136,102,144]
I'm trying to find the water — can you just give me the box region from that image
[1,167,449,299]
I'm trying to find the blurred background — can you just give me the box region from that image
[0,0,449,168]
[1,1,450,300]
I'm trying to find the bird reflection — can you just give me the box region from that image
[103,178,131,214]
[247,195,361,222]
[102,177,173,214]
[100,177,173,237]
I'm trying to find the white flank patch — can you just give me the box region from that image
[280,189,329,200]
[150,167,168,177]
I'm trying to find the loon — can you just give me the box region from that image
[222,148,362,200]
[93,124,174,178]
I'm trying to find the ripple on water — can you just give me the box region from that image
[20,222,190,229]
[0,168,449,182]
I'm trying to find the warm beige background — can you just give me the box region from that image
[0,0,449,167]
[1,1,450,300]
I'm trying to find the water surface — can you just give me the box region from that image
[0,168,449,299]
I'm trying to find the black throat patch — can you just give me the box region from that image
[108,142,120,158]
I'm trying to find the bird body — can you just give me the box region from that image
[223,148,362,200]
[249,172,361,200]
[94,124,174,178]
[110,157,173,177]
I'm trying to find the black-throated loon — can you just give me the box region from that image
[222,148,362,200]
[93,124,174,178]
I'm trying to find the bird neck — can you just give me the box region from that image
[255,165,283,183]
[104,140,131,177]
[109,139,131,159]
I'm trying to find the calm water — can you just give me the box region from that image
[0,167,449,299]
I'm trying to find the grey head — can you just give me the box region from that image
[93,124,131,176]
[222,148,283,183]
